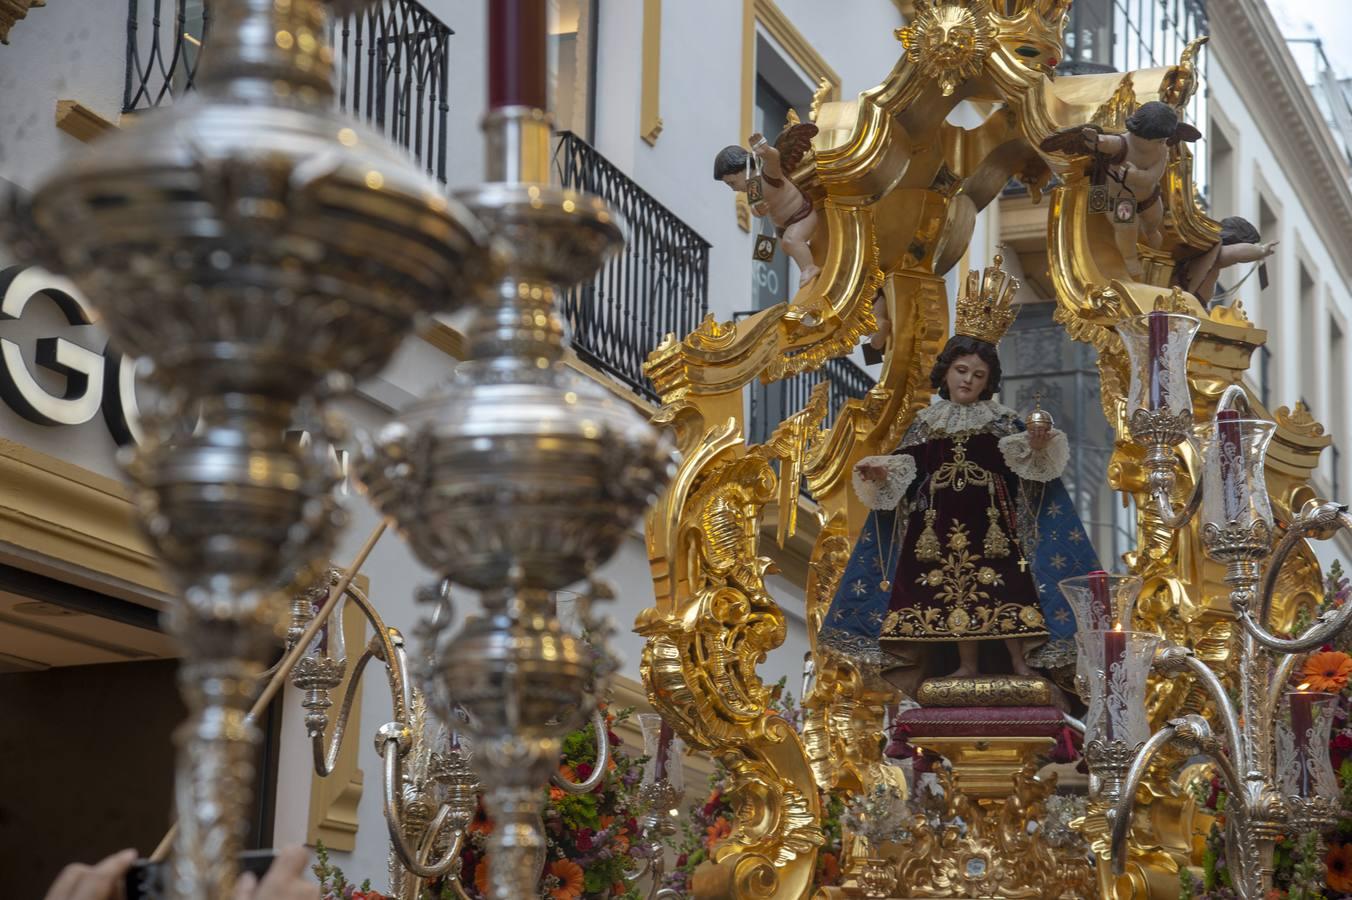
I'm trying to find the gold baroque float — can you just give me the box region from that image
[638,2,1332,898]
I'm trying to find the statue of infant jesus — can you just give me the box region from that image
[714,123,821,286]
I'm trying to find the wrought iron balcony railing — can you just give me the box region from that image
[745,350,877,447]
[553,131,712,403]
[123,0,453,183]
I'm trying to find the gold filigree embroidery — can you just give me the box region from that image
[916,508,941,560]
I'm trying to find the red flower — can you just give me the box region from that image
[576,827,595,852]
[576,762,594,783]
[1332,732,1352,770]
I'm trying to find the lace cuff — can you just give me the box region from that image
[999,430,1069,483]
[852,454,916,510]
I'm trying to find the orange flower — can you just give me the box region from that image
[549,785,566,802]
[1328,843,1352,892]
[1303,651,1352,692]
[474,860,490,895]
[558,764,577,781]
[547,859,585,900]
[706,816,732,847]
[599,815,616,830]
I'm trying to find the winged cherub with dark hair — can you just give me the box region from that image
[1040,100,1201,249]
[713,122,821,285]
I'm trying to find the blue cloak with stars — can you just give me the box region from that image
[816,430,1099,673]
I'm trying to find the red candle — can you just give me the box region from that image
[1289,688,1327,797]
[1216,409,1244,522]
[654,720,673,782]
[488,0,548,110]
[1088,570,1112,630]
[1102,627,1127,742]
[1147,311,1170,409]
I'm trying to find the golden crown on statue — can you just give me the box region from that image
[954,255,1020,345]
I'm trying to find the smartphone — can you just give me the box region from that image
[125,850,277,899]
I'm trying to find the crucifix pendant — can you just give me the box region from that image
[880,580,892,591]
[1017,558,1029,573]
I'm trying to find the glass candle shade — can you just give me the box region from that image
[1118,311,1200,418]
[637,712,684,797]
[1199,415,1276,530]
[1077,630,1161,747]
[1277,691,1338,800]
[1059,572,1145,631]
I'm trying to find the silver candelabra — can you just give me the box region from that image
[1071,310,1352,899]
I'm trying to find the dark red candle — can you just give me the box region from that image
[1102,628,1127,742]
[1289,689,1327,797]
[1216,409,1244,522]
[488,0,548,110]
[654,720,673,782]
[1147,311,1170,409]
[1088,570,1112,630]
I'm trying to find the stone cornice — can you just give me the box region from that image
[1212,0,1352,285]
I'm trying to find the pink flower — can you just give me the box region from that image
[575,828,595,852]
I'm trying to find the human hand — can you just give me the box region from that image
[1080,127,1099,150]
[855,462,888,483]
[233,847,317,900]
[1262,240,1280,257]
[1026,425,1052,451]
[749,132,770,154]
[44,848,137,900]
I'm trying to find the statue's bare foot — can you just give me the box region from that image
[798,264,821,286]
[945,665,978,679]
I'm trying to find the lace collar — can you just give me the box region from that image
[913,398,1015,435]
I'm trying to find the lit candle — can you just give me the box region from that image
[1216,409,1244,523]
[1088,570,1112,630]
[1102,626,1127,742]
[1147,311,1171,410]
[488,0,548,111]
[654,720,674,782]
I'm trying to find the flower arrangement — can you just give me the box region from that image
[313,841,393,900]
[313,704,664,899]
[453,705,651,900]
[1183,561,1352,899]
[664,680,847,894]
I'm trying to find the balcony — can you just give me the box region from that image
[553,131,712,403]
[122,0,454,183]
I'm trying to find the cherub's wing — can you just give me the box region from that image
[1168,123,1203,146]
[774,122,820,172]
[1038,123,1102,155]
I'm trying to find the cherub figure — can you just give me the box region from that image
[1040,100,1201,248]
[714,122,821,285]
[1172,216,1278,306]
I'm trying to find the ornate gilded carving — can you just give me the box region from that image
[895,0,995,98]
[0,0,43,45]
[639,4,1334,898]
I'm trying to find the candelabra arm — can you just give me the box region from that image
[1256,504,1352,624]
[1110,721,1243,876]
[1238,598,1352,655]
[1177,651,1244,758]
[380,739,466,879]
[312,648,376,777]
[1149,467,1202,531]
[549,709,610,794]
[1265,654,1302,728]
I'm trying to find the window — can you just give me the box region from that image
[1207,120,1234,217]
[1330,316,1346,500]
[1299,263,1318,410]
[548,0,597,139]
[751,33,815,310]
[1257,195,1280,337]
[1000,302,1134,569]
